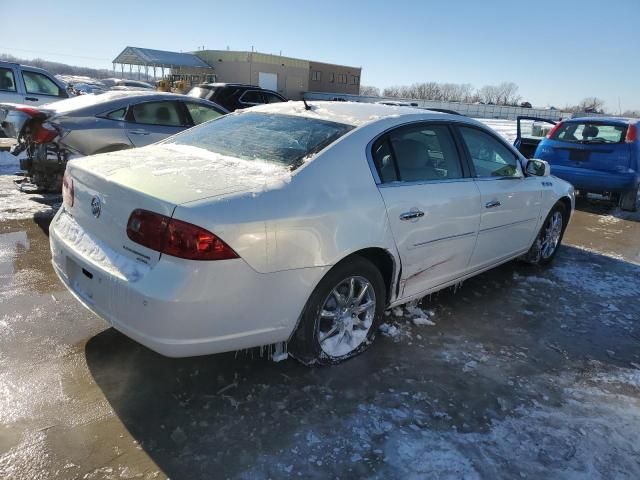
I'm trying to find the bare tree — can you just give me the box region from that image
[478,85,499,104]
[622,110,640,117]
[578,97,606,113]
[360,85,380,97]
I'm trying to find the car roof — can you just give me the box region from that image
[43,90,221,115]
[249,101,478,128]
[200,83,258,88]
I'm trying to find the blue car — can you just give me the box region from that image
[514,116,639,211]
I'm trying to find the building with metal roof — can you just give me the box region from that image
[111,46,361,99]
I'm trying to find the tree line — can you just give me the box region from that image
[361,82,636,116]
[360,81,522,106]
[0,53,137,80]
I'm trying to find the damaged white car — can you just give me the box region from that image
[49,102,574,365]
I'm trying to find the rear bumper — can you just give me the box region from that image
[550,165,639,193]
[50,209,327,357]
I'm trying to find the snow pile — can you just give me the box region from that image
[53,210,150,282]
[380,300,437,339]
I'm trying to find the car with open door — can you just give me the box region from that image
[516,116,640,211]
[0,91,227,191]
[49,101,574,366]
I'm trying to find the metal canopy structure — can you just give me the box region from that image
[112,46,214,82]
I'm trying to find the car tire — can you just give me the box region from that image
[619,187,639,212]
[289,256,386,366]
[522,202,568,266]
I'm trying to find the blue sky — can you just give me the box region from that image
[2,0,638,111]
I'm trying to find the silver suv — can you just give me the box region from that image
[0,61,69,106]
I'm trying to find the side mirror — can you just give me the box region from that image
[526,159,551,177]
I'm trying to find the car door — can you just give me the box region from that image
[456,125,543,270]
[0,66,24,104]
[373,122,481,298]
[20,69,68,105]
[125,100,187,147]
[514,116,556,159]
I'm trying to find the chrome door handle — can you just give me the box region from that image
[400,210,425,221]
[129,129,150,135]
[485,200,501,209]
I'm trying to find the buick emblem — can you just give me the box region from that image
[90,196,102,218]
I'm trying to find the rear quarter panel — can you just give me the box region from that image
[172,124,398,275]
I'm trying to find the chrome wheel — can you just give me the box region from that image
[317,276,376,358]
[540,211,563,260]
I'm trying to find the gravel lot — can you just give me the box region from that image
[1,151,639,479]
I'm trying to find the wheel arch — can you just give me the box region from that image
[557,196,572,223]
[333,247,398,307]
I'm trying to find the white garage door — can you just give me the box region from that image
[258,72,278,91]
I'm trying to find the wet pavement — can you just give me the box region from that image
[1,174,640,478]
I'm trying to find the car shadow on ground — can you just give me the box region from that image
[85,246,640,479]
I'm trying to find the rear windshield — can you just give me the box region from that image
[164,112,354,168]
[551,122,627,144]
[188,87,214,99]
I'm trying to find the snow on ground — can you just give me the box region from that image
[477,119,518,143]
[0,151,60,221]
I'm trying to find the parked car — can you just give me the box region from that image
[100,78,154,91]
[514,116,639,211]
[520,101,532,108]
[0,61,70,106]
[50,102,574,366]
[187,83,287,111]
[0,91,227,191]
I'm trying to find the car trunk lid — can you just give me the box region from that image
[63,143,290,268]
[539,140,632,172]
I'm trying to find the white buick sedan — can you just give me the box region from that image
[50,102,574,365]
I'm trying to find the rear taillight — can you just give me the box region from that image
[16,106,43,117]
[62,170,74,207]
[32,122,58,144]
[625,124,637,143]
[546,121,563,139]
[126,209,239,261]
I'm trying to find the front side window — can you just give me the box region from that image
[131,101,183,126]
[185,102,223,125]
[551,122,627,144]
[23,71,61,96]
[0,68,16,92]
[372,124,464,183]
[459,126,521,178]
[240,90,265,105]
[165,112,353,168]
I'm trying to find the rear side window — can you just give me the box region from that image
[105,108,126,120]
[372,124,463,183]
[551,122,627,144]
[459,126,521,178]
[23,71,61,96]
[166,112,354,167]
[131,101,183,126]
[0,68,16,92]
[185,102,223,125]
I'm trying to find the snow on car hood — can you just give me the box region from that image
[70,143,292,205]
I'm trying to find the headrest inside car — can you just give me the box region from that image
[582,125,599,138]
